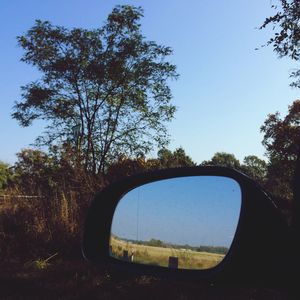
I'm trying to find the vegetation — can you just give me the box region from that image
[106,147,196,183]
[260,0,300,87]
[260,1,300,219]
[0,161,13,195]
[259,100,300,220]
[242,155,267,183]
[201,152,267,184]
[12,5,178,176]
[1,2,300,298]
[110,236,224,270]
[0,6,191,270]
[114,236,228,255]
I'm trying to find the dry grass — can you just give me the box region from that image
[0,192,88,262]
[110,236,225,270]
[0,195,291,299]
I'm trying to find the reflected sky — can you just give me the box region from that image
[111,176,241,248]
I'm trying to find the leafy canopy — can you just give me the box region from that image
[201,152,241,169]
[0,161,12,194]
[260,100,300,207]
[201,152,267,183]
[12,5,178,174]
[260,0,300,220]
[260,0,300,87]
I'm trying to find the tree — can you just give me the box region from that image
[261,100,300,162]
[0,161,12,194]
[11,146,102,196]
[147,238,164,247]
[157,147,196,168]
[260,1,300,221]
[201,152,241,169]
[260,1,300,87]
[106,155,151,183]
[260,100,300,208]
[106,147,195,183]
[12,5,178,175]
[242,155,267,183]
[200,152,268,183]
[12,149,55,195]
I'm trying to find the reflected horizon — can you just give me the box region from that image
[111,176,241,248]
[110,176,241,270]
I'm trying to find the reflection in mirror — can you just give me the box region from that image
[110,176,241,270]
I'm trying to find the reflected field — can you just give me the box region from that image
[110,176,241,270]
[110,236,225,270]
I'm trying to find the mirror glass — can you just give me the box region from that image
[110,176,241,270]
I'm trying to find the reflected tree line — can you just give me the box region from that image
[112,235,228,255]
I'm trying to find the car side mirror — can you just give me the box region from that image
[82,166,296,286]
[110,176,241,270]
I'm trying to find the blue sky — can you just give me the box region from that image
[111,176,241,247]
[1,0,299,164]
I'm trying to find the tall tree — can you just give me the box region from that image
[261,100,300,208]
[12,5,178,175]
[260,1,300,221]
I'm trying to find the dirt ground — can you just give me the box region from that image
[0,259,292,300]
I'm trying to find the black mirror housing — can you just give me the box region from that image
[82,166,296,286]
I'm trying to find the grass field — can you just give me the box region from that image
[110,236,225,270]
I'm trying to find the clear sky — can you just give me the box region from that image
[1,0,299,164]
[111,176,241,247]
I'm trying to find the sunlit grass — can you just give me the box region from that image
[110,236,225,270]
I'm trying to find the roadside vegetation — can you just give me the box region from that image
[0,1,300,298]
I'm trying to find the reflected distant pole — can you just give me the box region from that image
[136,189,140,241]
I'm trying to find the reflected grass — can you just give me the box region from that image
[110,236,225,270]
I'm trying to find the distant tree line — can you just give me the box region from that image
[114,236,229,255]
[0,146,195,196]
[1,97,299,218]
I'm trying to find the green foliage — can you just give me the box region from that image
[242,155,267,182]
[260,100,300,209]
[106,155,152,183]
[201,152,268,185]
[12,149,55,195]
[201,152,241,169]
[260,1,300,87]
[260,2,300,216]
[157,147,196,168]
[147,238,164,247]
[118,236,228,255]
[195,246,228,255]
[11,146,104,196]
[12,5,178,175]
[106,147,195,183]
[0,161,12,194]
